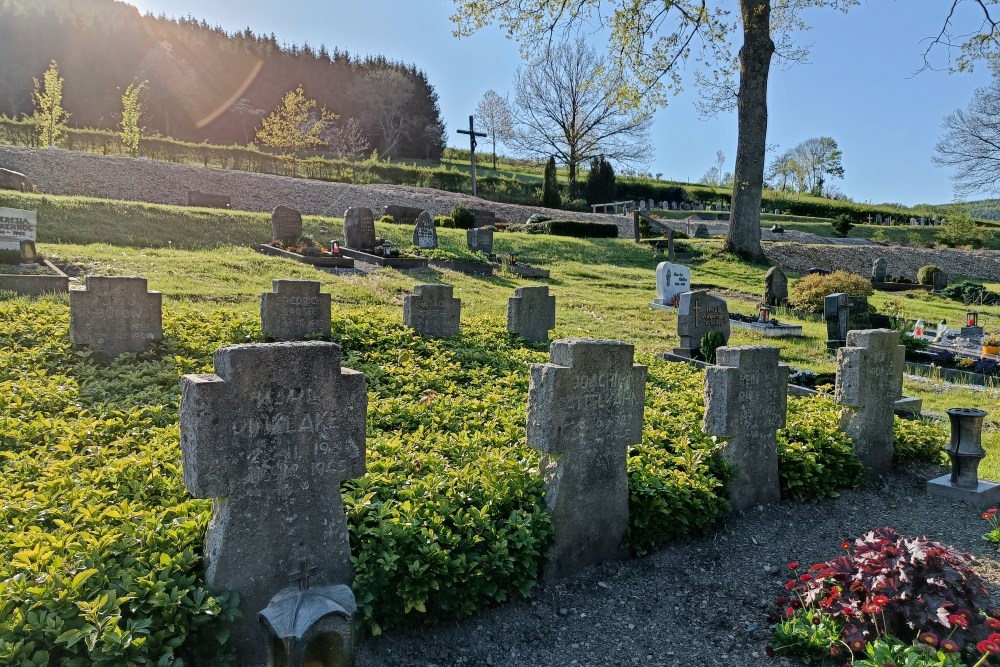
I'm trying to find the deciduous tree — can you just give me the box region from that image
[256,85,335,171]
[475,89,514,169]
[31,60,70,147]
[450,0,859,260]
[118,81,146,157]
[510,38,651,199]
[934,73,1000,197]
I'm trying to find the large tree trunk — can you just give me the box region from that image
[725,0,774,262]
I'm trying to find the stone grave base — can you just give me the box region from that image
[429,259,494,276]
[649,301,675,312]
[339,248,429,269]
[495,262,550,279]
[730,320,803,338]
[927,475,1000,508]
[871,282,933,293]
[259,245,355,268]
[0,259,69,296]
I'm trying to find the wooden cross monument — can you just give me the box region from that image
[457,114,487,197]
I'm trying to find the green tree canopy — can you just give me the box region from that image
[256,85,336,169]
[31,60,70,148]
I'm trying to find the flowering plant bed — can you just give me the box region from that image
[258,243,354,268]
[770,527,1000,665]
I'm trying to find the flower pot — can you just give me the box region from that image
[982,345,1000,357]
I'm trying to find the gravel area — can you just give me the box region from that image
[356,462,1000,667]
[0,146,635,237]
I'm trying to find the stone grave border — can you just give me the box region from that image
[338,247,429,269]
[258,244,355,268]
[0,258,69,296]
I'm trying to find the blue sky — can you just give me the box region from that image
[123,0,995,206]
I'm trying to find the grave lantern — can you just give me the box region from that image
[944,408,989,489]
[968,311,979,327]
[258,560,359,667]
[758,305,772,323]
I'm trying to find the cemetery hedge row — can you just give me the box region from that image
[0,298,945,662]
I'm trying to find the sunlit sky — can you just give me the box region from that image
[122,0,995,206]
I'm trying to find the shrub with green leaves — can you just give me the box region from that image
[449,205,475,229]
[788,270,874,314]
[917,264,943,286]
[893,416,947,464]
[776,395,864,501]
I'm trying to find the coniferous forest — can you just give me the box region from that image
[0,0,446,159]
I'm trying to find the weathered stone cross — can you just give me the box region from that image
[180,341,366,664]
[456,114,487,197]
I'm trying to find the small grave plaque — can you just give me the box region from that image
[343,207,376,250]
[470,208,496,228]
[412,211,438,249]
[467,227,493,254]
[871,257,887,283]
[835,329,904,479]
[507,285,556,343]
[653,262,692,307]
[403,284,461,337]
[180,341,366,664]
[0,207,36,257]
[824,293,849,350]
[675,291,730,358]
[261,279,331,341]
[384,204,424,225]
[527,339,646,578]
[704,346,788,511]
[693,224,710,239]
[69,276,162,359]
[271,206,303,243]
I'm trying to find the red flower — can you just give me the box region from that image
[919,632,939,647]
[775,596,787,606]
[847,636,866,652]
[861,602,881,615]
[787,562,800,569]
[785,580,797,590]
[986,618,1000,631]
[799,574,813,582]
[977,639,1000,655]
[786,607,795,617]
[940,638,959,653]
[949,614,970,629]
[871,594,889,606]
[986,508,998,516]
[990,633,1000,644]
[840,541,851,549]
[809,563,824,572]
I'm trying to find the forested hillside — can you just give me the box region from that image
[0,0,446,159]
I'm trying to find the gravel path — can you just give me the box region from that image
[0,146,635,236]
[356,462,1000,667]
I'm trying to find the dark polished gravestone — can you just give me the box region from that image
[466,227,493,254]
[384,204,424,226]
[674,290,730,358]
[527,339,647,579]
[704,346,789,511]
[180,341,367,666]
[507,285,556,343]
[343,207,377,251]
[69,276,162,359]
[764,266,788,307]
[260,279,331,341]
[403,284,461,337]
[271,206,303,244]
[413,210,438,249]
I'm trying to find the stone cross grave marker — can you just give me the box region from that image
[835,329,904,479]
[704,346,788,511]
[653,261,692,307]
[876,214,883,225]
[527,339,646,579]
[271,206,303,243]
[456,114,488,197]
[674,291,730,358]
[180,341,366,665]
[824,292,849,350]
[764,266,788,306]
[507,285,556,343]
[467,227,493,254]
[70,276,162,359]
[260,279,331,341]
[404,283,461,337]
[343,207,376,251]
[412,210,438,249]
[0,207,37,263]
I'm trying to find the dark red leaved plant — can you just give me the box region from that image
[785,527,996,652]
